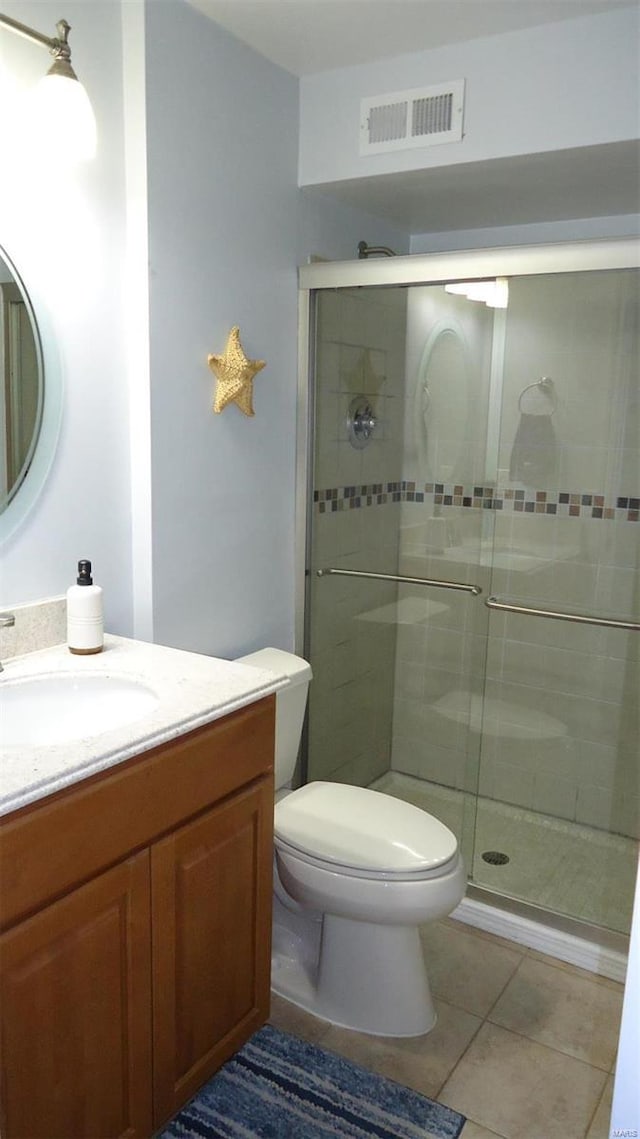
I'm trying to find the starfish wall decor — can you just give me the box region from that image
[207,326,266,416]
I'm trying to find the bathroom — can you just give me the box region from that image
[0,1,638,1137]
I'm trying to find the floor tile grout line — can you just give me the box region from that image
[483,1009,616,1075]
[478,951,623,1072]
[461,1118,509,1139]
[466,948,527,1024]
[470,1018,614,1079]
[272,995,612,1136]
[582,1072,612,1139]
[521,944,625,992]
[445,918,529,961]
[430,920,623,1056]
[433,1007,485,1103]
[270,912,621,1129]
[433,953,555,1104]
[439,1020,611,1139]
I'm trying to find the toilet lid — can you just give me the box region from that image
[274,782,457,874]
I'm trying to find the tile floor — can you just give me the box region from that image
[269,916,624,1139]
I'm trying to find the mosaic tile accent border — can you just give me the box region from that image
[314,481,640,521]
[315,482,404,511]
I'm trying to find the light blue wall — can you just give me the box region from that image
[1,0,636,656]
[299,189,410,261]
[410,213,640,254]
[143,2,409,659]
[145,1,299,657]
[0,0,133,633]
[299,6,640,188]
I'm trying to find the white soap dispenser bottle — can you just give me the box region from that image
[67,559,104,655]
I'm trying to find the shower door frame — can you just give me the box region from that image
[296,238,638,650]
[295,236,638,962]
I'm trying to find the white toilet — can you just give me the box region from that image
[237,647,466,1037]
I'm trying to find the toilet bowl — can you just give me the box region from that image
[237,648,466,1037]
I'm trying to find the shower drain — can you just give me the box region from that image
[482,850,510,866]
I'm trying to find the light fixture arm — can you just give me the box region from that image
[0,10,97,160]
[0,14,77,76]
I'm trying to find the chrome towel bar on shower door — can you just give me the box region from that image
[316,568,482,595]
[485,596,640,631]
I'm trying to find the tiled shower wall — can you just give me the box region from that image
[392,269,639,841]
[307,268,638,843]
[307,288,407,786]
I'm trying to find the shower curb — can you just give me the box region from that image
[452,896,628,983]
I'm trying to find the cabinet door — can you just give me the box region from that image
[151,777,273,1128]
[0,852,152,1139]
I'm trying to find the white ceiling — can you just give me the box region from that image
[186,0,634,77]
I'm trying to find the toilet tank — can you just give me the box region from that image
[236,648,312,790]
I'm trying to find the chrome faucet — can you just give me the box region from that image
[0,612,16,672]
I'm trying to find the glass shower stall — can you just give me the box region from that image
[297,239,639,947]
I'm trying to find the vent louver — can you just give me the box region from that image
[360,80,465,155]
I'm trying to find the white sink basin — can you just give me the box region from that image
[0,673,159,747]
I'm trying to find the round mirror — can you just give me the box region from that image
[415,319,471,482]
[0,244,62,544]
[0,246,44,511]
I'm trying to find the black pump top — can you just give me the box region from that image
[77,559,93,586]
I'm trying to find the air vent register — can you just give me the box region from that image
[360,80,465,155]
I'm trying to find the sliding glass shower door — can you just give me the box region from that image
[303,249,639,938]
[471,267,639,933]
[306,282,494,878]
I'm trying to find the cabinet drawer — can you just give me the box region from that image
[0,696,275,930]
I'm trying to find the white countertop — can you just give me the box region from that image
[0,635,288,818]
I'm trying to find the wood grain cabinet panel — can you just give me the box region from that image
[0,699,275,1139]
[0,853,152,1139]
[151,779,273,1128]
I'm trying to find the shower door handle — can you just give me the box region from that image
[485,596,640,631]
[316,567,482,595]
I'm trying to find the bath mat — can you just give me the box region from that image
[158,1023,466,1139]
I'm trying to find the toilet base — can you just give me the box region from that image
[272,912,436,1037]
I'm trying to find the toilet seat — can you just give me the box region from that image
[275,834,459,881]
[274,782,458,878]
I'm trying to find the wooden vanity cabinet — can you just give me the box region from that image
[151,778,273,1124]
[0,696,275,1139]
[1,851,152,1139]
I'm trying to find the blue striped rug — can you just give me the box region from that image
[159,1023,465,1139]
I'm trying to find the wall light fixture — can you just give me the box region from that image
[445,278,509,308]
[0,12,97,161]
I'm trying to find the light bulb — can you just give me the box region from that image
[489,278,509,308]
[30,71,97,163]
[445,279,509,307]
